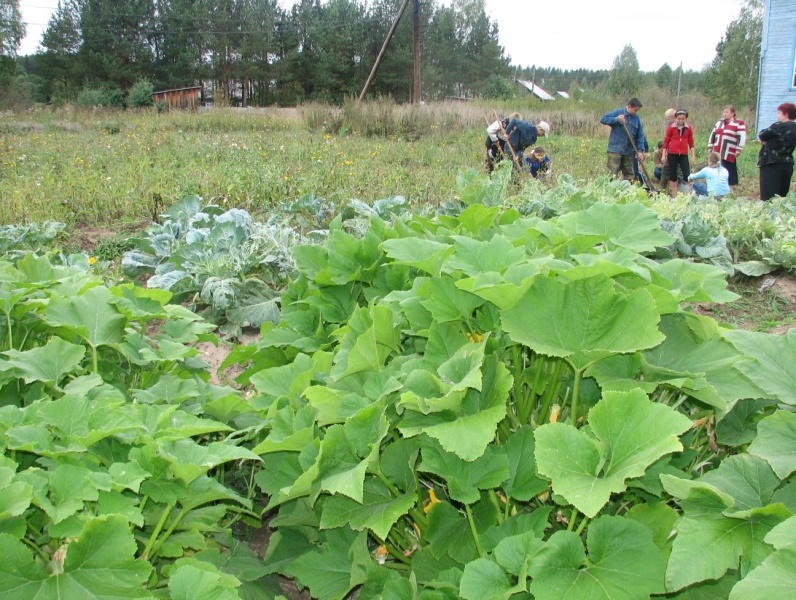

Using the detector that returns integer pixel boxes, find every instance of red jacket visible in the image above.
[663,123,695,155]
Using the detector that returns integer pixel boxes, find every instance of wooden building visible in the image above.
[756,0,796,132]
[151,86,203,111]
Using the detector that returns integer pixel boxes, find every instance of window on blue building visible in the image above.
[792,26,796,88]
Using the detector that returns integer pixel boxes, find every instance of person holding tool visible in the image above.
[502,116,550,168]
[600,98,648,182]
[485,112,520,174]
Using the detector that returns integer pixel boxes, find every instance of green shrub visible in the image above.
[75,87,126,109]
[127,80,154,107]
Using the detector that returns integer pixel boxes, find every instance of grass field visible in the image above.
[0,99,774,229]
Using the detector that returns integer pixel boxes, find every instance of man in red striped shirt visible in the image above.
[708,105,747,192]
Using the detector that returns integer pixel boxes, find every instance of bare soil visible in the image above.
[688,273,796,334]
[195,328,259,386]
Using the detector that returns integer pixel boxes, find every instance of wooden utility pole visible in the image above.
[358,0,412,102]
[412,0,421,103]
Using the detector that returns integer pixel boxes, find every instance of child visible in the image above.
[688,151,730,199]
[525,146,552,178]
[662,110,696,196]
[653,141,665,181]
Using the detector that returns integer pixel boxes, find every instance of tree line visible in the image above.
[1,0,763,110]
[15,0,509,106]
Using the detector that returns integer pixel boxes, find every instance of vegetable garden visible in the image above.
[1,109,796,599]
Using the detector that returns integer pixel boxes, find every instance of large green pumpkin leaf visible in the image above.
[502,275,664,370]
[493,530,546,577]
[724,329,796,404]
[399,356,511,461]
[157,438,261,484]
[535,389,692,517]
[382,238,454,277]
[0,482,32,520]
[316,424,369,503]
[320,477,417,539]
[334,305,400,379]
[501,426,548,501]
[644,316,768,407]
[456,267,538,311]
[284,527,369,600]
[729,518,796,600]
[459,558,513,600]
[728,548,796,599]
[446,235,526,276]
[419,441,509,505]
[567,202,675,252]
[528,516,666,599]
[168,561,241,600]
[2,337,85,389]
[0,516,153,599]
[662,474,791,591]
[108,283,171,320]
[699,454,781,513]
[419,277,485,324]
[647,259,740,304]
[45,285,127,349]
[18,464,105,524]
[425,496,498,564]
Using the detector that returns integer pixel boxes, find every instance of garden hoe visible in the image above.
[493,110,528,176]
[621,119,657,193]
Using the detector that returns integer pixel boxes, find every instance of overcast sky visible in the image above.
[19,0,746,72]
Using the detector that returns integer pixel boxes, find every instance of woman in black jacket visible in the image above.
[758,102,796,201]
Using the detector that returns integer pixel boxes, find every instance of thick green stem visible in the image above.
[373,533,412,565]
[511,345,524,414]
[141,503,173,561]
[488,490,504,525]
[464,504,484,558]
[566,507,579,532]
[149,507,188,561]
[538,359,565,423]
[569,368,583,425]
[379,470,428,531]
[375,470,402,498]
[21,537,51,564]
[575,515,590,535]
[5,312,13,350]
[519,356,545,424]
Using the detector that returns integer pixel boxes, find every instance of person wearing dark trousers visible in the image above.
[662,110,695,197]
[600,98,647,181]
[485,112,520,174]
[707,105,746,192]
[758,103,796,201]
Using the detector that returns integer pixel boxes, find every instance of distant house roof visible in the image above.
[556,91,570,99]
[516,80,554,100]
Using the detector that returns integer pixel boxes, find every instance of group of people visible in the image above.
[599,98,796,201]
[485,114,552,178]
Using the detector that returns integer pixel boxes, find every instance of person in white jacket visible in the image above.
[485,112,520,174]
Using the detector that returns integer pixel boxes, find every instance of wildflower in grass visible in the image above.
[88,256,96,265]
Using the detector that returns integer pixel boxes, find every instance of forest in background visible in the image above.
[0,0,762,110]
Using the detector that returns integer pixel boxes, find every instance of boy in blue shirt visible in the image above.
[525,146,552,178]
